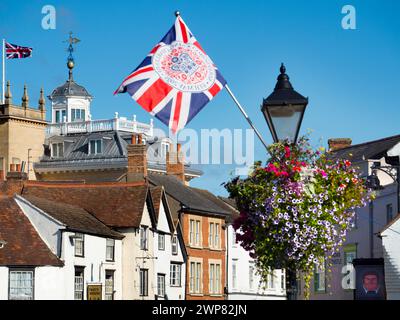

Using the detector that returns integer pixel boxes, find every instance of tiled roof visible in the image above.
[166,194,181,226]
[148,174,230,216]
[22,182,149,228]
[21,195,123,239]
[0,197,63,267]
[329,134,400,162]
[150,186,163,221]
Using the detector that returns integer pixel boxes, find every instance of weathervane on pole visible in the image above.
[64,32,80,81]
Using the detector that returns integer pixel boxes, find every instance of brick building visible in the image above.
[125,137,232,300]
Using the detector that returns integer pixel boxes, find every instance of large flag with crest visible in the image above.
[114,15,226,133]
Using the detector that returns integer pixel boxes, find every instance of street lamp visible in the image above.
[262,63,309,144]
[261,64,309,300]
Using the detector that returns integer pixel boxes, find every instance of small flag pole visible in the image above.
[225,84,270,153]
[2,39,5,104]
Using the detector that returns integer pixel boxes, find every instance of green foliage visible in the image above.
[225,136,373,298]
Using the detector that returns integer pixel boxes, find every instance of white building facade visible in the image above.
[227,225,287,300]
[152,188,186,300]
[381,216,400,300]
[0,195,123,300]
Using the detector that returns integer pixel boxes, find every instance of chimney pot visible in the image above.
[167,143,185,183]
[131,134,137,145]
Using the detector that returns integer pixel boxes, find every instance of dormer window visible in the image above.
[71,109,85,122]
[52,143,64,158]
[55,110,66,123]
[89,139,102,155]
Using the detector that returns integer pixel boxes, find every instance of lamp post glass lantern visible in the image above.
[261,64,308,300]
[262,64,308,144]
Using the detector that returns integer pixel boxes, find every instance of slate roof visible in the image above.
[191,188,239,223]
[329,134,400,163]
[21,195,123,239]
[380,213,400,235]
[148,174,231,216]
[49,79,92,98]
[0,197,63,267]
[35,131,203,177]
[41,131,129,162]
[218,196,240,224]
[22,182,149,228]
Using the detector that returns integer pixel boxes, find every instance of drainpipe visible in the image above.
[225,223,229,300]
[397,168,400,216]
[369,201,374,258]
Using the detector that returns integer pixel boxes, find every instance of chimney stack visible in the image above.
[328,138,352,151]
[167,143,185,183]
[1,164,28,197]
[126,134,147,181]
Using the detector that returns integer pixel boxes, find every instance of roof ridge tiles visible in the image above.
[330,134,400,152]
[25,181,147,188]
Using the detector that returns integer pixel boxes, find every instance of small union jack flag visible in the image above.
[5,42,33,59]
[114,15,226,133]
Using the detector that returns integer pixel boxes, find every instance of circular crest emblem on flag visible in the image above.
[152,41,216,93]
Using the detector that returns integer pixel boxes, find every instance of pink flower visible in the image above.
[265,163,279,173]
[285,146,291,158]
[278,171,289,177]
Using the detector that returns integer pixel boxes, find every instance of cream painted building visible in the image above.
[119,203,156,300]
[0,82,47,180]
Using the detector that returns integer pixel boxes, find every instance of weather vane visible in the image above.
[63,32,80,79]
[64,31,80,64]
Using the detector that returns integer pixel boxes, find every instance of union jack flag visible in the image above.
[114,15,226,133]
[5,42,33,59]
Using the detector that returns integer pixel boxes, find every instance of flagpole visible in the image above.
[225,84,270,153]
[2,39,5,104]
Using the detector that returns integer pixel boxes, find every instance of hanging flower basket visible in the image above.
[224,136,374,298]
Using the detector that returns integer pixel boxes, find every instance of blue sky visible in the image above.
[1,0,400,195]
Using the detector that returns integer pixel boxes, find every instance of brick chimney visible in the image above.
[167,143,185,183]
[328,138,352,151]
[0,164,27,197]
[126,134,147,181]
